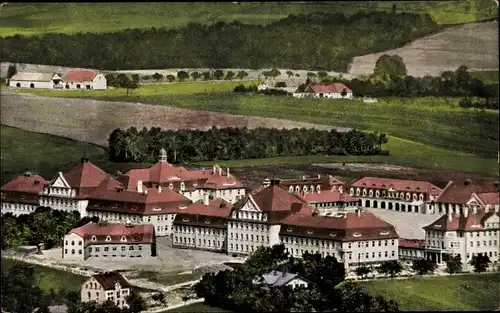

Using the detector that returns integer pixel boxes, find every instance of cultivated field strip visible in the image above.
[349,21,499,77]
[0,92,345,147]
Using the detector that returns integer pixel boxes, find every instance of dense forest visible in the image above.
[108,127,389,163]
[0,11,439,71]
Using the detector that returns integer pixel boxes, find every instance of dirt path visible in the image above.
[349,21,499,77]
[0,92,347,147]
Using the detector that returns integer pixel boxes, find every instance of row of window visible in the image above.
[231,233,269,242]
[236,211,267,221]
[175,225,225,235]
[174,236,224,248]
[427,230,499,239]
[228,222,269,231]
[42,197,77,208]
[281,237,393,249]
[470,240,498,248]
[350,188,426,201]
[46,187,70,196]
[91,245,143,252]
[399,249,424,256]
[2,203,36,211]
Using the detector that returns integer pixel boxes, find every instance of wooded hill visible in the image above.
[1,12,439,72]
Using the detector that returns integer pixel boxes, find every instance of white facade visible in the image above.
[81,277,130,309]
[181,187,245,204]
[173,224,227,252]
[8,73,62,89]
[1,201,39,216]
[40,172,88,217]
[63,73,107,90]
[292,91,353,99]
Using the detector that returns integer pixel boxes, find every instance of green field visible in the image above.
[0,125,150,185]
[1,257,86,293]
[470,70,500,84]
[135,270,202,286]
[0,1,497,37]
[167,302,233,313]
[362,273,500,311]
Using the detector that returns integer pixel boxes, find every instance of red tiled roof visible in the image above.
[87,175,192,215]
[251,184,313,213]
[1,173,47,205]
[475,192,500,205]
[435,181,499,204]
[399,238,425,249]
[70,222,154,244]
[300,191,359,203]
[63,70,97,82]
[91,271,131,290]
[202,172,244,190]
[280,210,398,241]
[173,198,232,228]
[309,83,352,94]
[424,209,500,231]
[351,177,442,195]
[278,175,344,189]
[1,173,46,194]
[61,160,110,194]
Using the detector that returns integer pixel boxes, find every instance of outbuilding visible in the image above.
[8,72,62,89]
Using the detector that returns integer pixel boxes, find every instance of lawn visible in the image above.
[14,89,498,159]
[361,273,500,311]
[14,80,258,98]
[1,257,86,293]
[167,302,233,313]
[0,125,150,185]
[470,70,500,84]
[0,1,497,37]
[135,270,202,286]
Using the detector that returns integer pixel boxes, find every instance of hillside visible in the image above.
[349,21,499,77]
[0,1,497,37]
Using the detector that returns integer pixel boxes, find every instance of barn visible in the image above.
[8,72,63,89]
[61,70,107,90]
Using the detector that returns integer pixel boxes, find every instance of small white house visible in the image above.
[62,70,107,90]
[8,72,62,89]
[253,270,311,290]
[294,83,353,99]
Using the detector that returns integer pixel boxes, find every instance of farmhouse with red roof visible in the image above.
[8,69,106,90]
[63,221,156,261]
[349,177,442,215]
[81,271,132,308]
[294,83,353,99]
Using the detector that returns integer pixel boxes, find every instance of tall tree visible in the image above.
[286,70,294,78]
[213,70,224,80]
[374,54,407,78]
[166,74,176,82]
[226,71,235,80]
[7,64,17,79]
[177,70,189,82]
[411,259,437,275]
[236,70,248,80]
[190,71,201,81]
[470,254,491,273]
[152,72,164,82]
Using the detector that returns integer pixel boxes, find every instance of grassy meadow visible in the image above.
[361,273,500,311]
[1,257,86,293]
[0,1,497,37]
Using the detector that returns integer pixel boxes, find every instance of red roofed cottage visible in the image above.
[62,70,107,90]
[294,83,353,99]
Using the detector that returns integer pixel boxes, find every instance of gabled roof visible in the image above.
[308,83,352,94]
[62,70,98,82]
[277,175,344,189]
[435,181,499,204]
[10,72,58,82]
[70,222,154,244]
[300,191,359,203]
[91,271,131,290]
[351,177,442,195]
[255,271,309,288]
[250,184,313,213]
[61,159,110,192]
[280,210,398,241]
[423,209,500,231]
[475,192,499,205]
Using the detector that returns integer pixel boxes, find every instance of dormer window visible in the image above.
[307,230,313,235]
[329,233,336,237]
[362,189,367,196]
[180,182,185,190]
[375,190,380,197]
[353,232,362,237]
[153,207,161,212]
[286,228,292,232]
[205,220,211,224]
[356,188,360,196]
[289,186,293,192]
[380,231,389,236]
[263,214,268,221]
[179,206,187,210]
[120,236,127,242]
[91,236,97,241]
[182,218,189,222]
[369,190,373,197]
[112,204,118,208]
[316,185,321,191]
[105,236,111,242]
[168,183,173,189]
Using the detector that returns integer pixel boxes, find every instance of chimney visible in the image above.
[317,174,321,179]
[144,188,148,194]
[302,176,306,181]
[137,180,143,193]
[158,185,162,193]
[219,168,222,176]
[357,209,361,217]
[203,193,210,206]
[213,165,216,174]
[227,168,230,177]
[464,207,469,217]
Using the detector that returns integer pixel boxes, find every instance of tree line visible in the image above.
[141,70,250,83]
[1,261,145,313]
[195,244,400,312]
[1,11,439,72]
[1,207,99,250]
[108,126,389,163]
